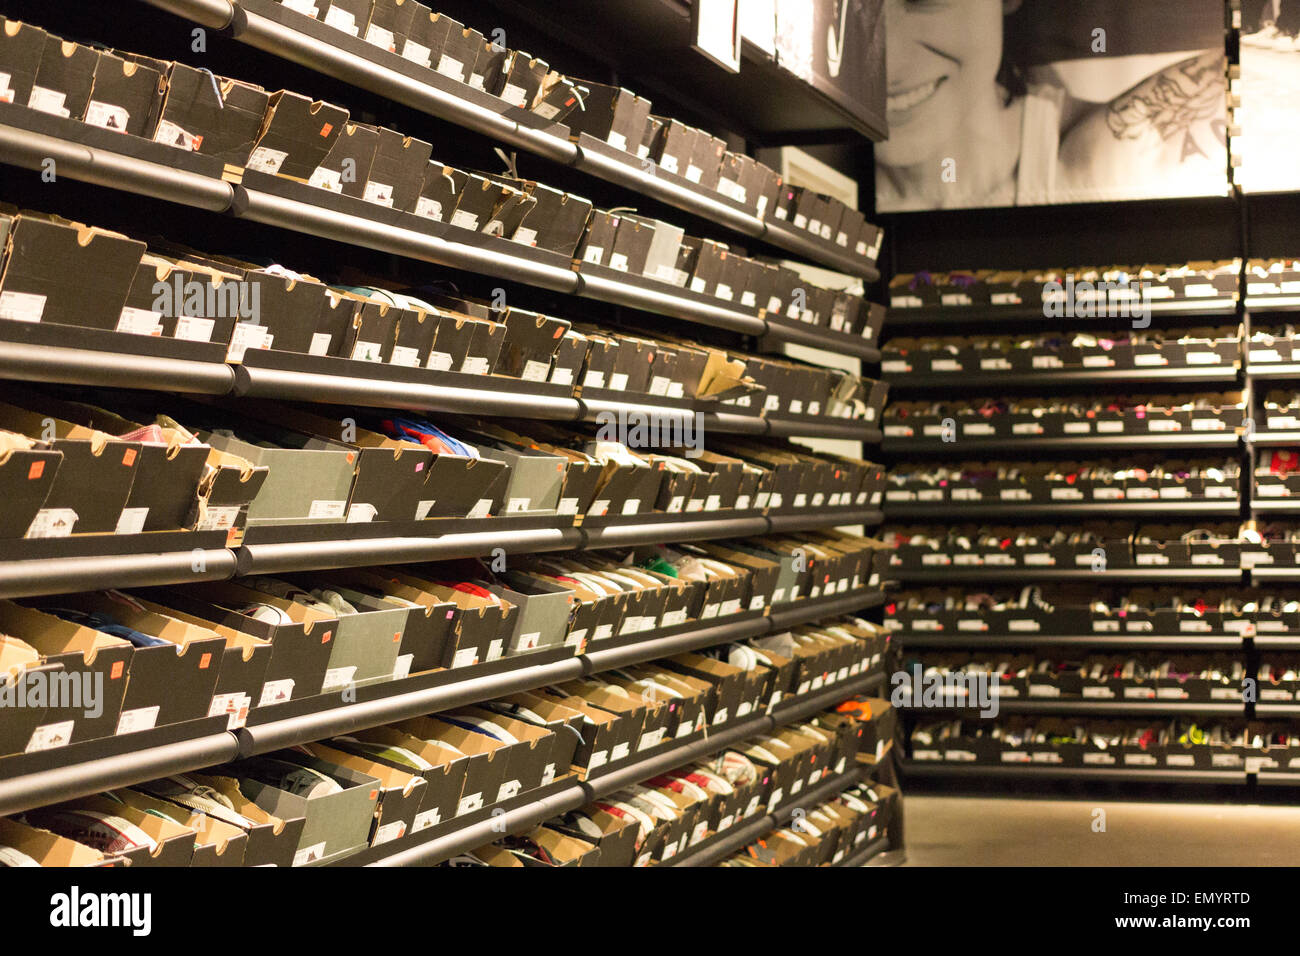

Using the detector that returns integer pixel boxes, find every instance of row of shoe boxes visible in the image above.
[1254,452,1300,498]
[264,0,883,265]
[913,653,1245,703]
[883,394,1246,441]
[0,206,886,422]
[887,261,1240,311]
[881,328,1239,377]
[884,459,1239,505]
[717,785,895,868]
[0,625,887,866]
[0,16,882,338]
[0,536,887,753]
[0,16,591,256]
[0,388,885,539]
[910,718,1268,772]
[877,523,1270,571]
[885,587,1286,637]
[460,718,897,867]
[1245,259,1300,304]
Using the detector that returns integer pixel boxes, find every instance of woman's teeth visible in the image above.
[887,77,944,111]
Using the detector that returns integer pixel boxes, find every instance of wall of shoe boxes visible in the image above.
[0,7,900,866]
[872,262,1300,778]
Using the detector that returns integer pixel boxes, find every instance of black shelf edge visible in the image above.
[836,834,892,867]
[882,433,1241,455]
[902,761,1248,784]
[1244,363,1300,380]
[884,299,1238,329]
[882,500,1241,520]
[0,729,239,818]
[137,0,883,280]
[1249,499,1300,512]
[1245,297,1300,314]
[0,548,238,600]
[899,700,1245,716]
[892,633,1246,650]
[759,323,882,363]
[1247,432,1300,447]
[666,764,866,868]
[1246,568,1300,580]
[1254,704,1300,718]
[884,365,1241,390]
[1256,771,1300,786]
[884,568,1245,584]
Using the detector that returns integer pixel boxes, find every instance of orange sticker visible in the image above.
[553,327,564,338]
[393,631,401,643]
[320,123,334,137]
[321,630,333,644]
[192,133,203,150]
[122,448,137,467]
[346,452,356,464]
[27,460,44,480]
[199,653,212,670]
[369,789,379,801]
[111,661,124,680]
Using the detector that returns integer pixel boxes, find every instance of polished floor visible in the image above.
[904,795,1300,866]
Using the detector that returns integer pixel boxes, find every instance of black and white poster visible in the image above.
[875,0,1230,212]
[774,0,887,131]
[1236,0,1300,193]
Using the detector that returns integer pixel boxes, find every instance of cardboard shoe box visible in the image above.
[247,90,348,180]
[86,51,164,136]
[0,601,132,747]
[0,430,62,540]
[27,35,97,120]
[0,18,48,109]
[25,793,195,867]
[310,121,379,198]
[364,127,432,211]
[304,741,428,847]
[154,64,269,166]
[662,653,746,727]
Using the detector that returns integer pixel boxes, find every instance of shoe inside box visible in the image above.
[86,51,164,137]
[0,601,132,746]
[154,65,269,166]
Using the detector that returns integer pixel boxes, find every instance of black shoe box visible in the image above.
[120,255,239,344]
[563,81,646,154]
[575,209,619,268]
[437,25,484,85]
[480,177,536,239]
[0,601,133,745]
[608,214,656,276]
[448,172,507,232]
[648,117,699,178]
[247,90,348,180]
[414,161,468,223]
[393,716,507,816]
[513,181,592,256]
[0,432,61,539]
[690,134,726,192]
[531,74,587,126]
[86,51,164,137]
[495,307,570,380]
[753,162,782,221]
[639,114,663,160]
[402,9,456,73]
[27,34,97,121]
[0,212,144,331]
[0,17,46,109]
[684,239,727,297]
[311,121,379,198]
[495,50,548,108]
[361,0,407,54]
[154,64,269,166]
[468,37,508,94]
[365,127,432,212]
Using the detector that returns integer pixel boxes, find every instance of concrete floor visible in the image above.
[904,795,1300,865]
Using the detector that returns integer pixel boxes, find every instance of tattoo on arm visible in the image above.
[1105,52,1224,143]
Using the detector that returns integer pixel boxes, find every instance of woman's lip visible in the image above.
[886,76,947,113]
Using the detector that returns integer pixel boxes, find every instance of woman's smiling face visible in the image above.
[878,0,1007,166]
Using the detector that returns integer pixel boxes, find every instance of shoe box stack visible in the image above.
[0,5,896,867]
[875,261,1300,782]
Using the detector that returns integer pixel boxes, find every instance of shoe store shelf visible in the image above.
[1251,635,1300,650]
[1246,432,1300,447]
[882,501,1242,521]
[1245,297,1300,316]
[0,509,883,599]
[0,111,881,372]
[0,532,238,601]
[1248,500,1300,513]
[347,670,885,866]
[239,588,886,758]
[835,834,893,867]
[893,633,1246,651]
[0,590,884,818]
[135,0,883,283]
[899,700,1246,717]
[881,433,1241,455]
[883,568,1244,585]
[883,299,1239,331]
[1245,568,1300,582]
[884,365,1242,392]
[664,764,867,868]
[1244,364,1300,381]
[902,762,1248,785]
[1256,771,1300,787]
[0,326,878,443]
[1253,704,1300,718]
